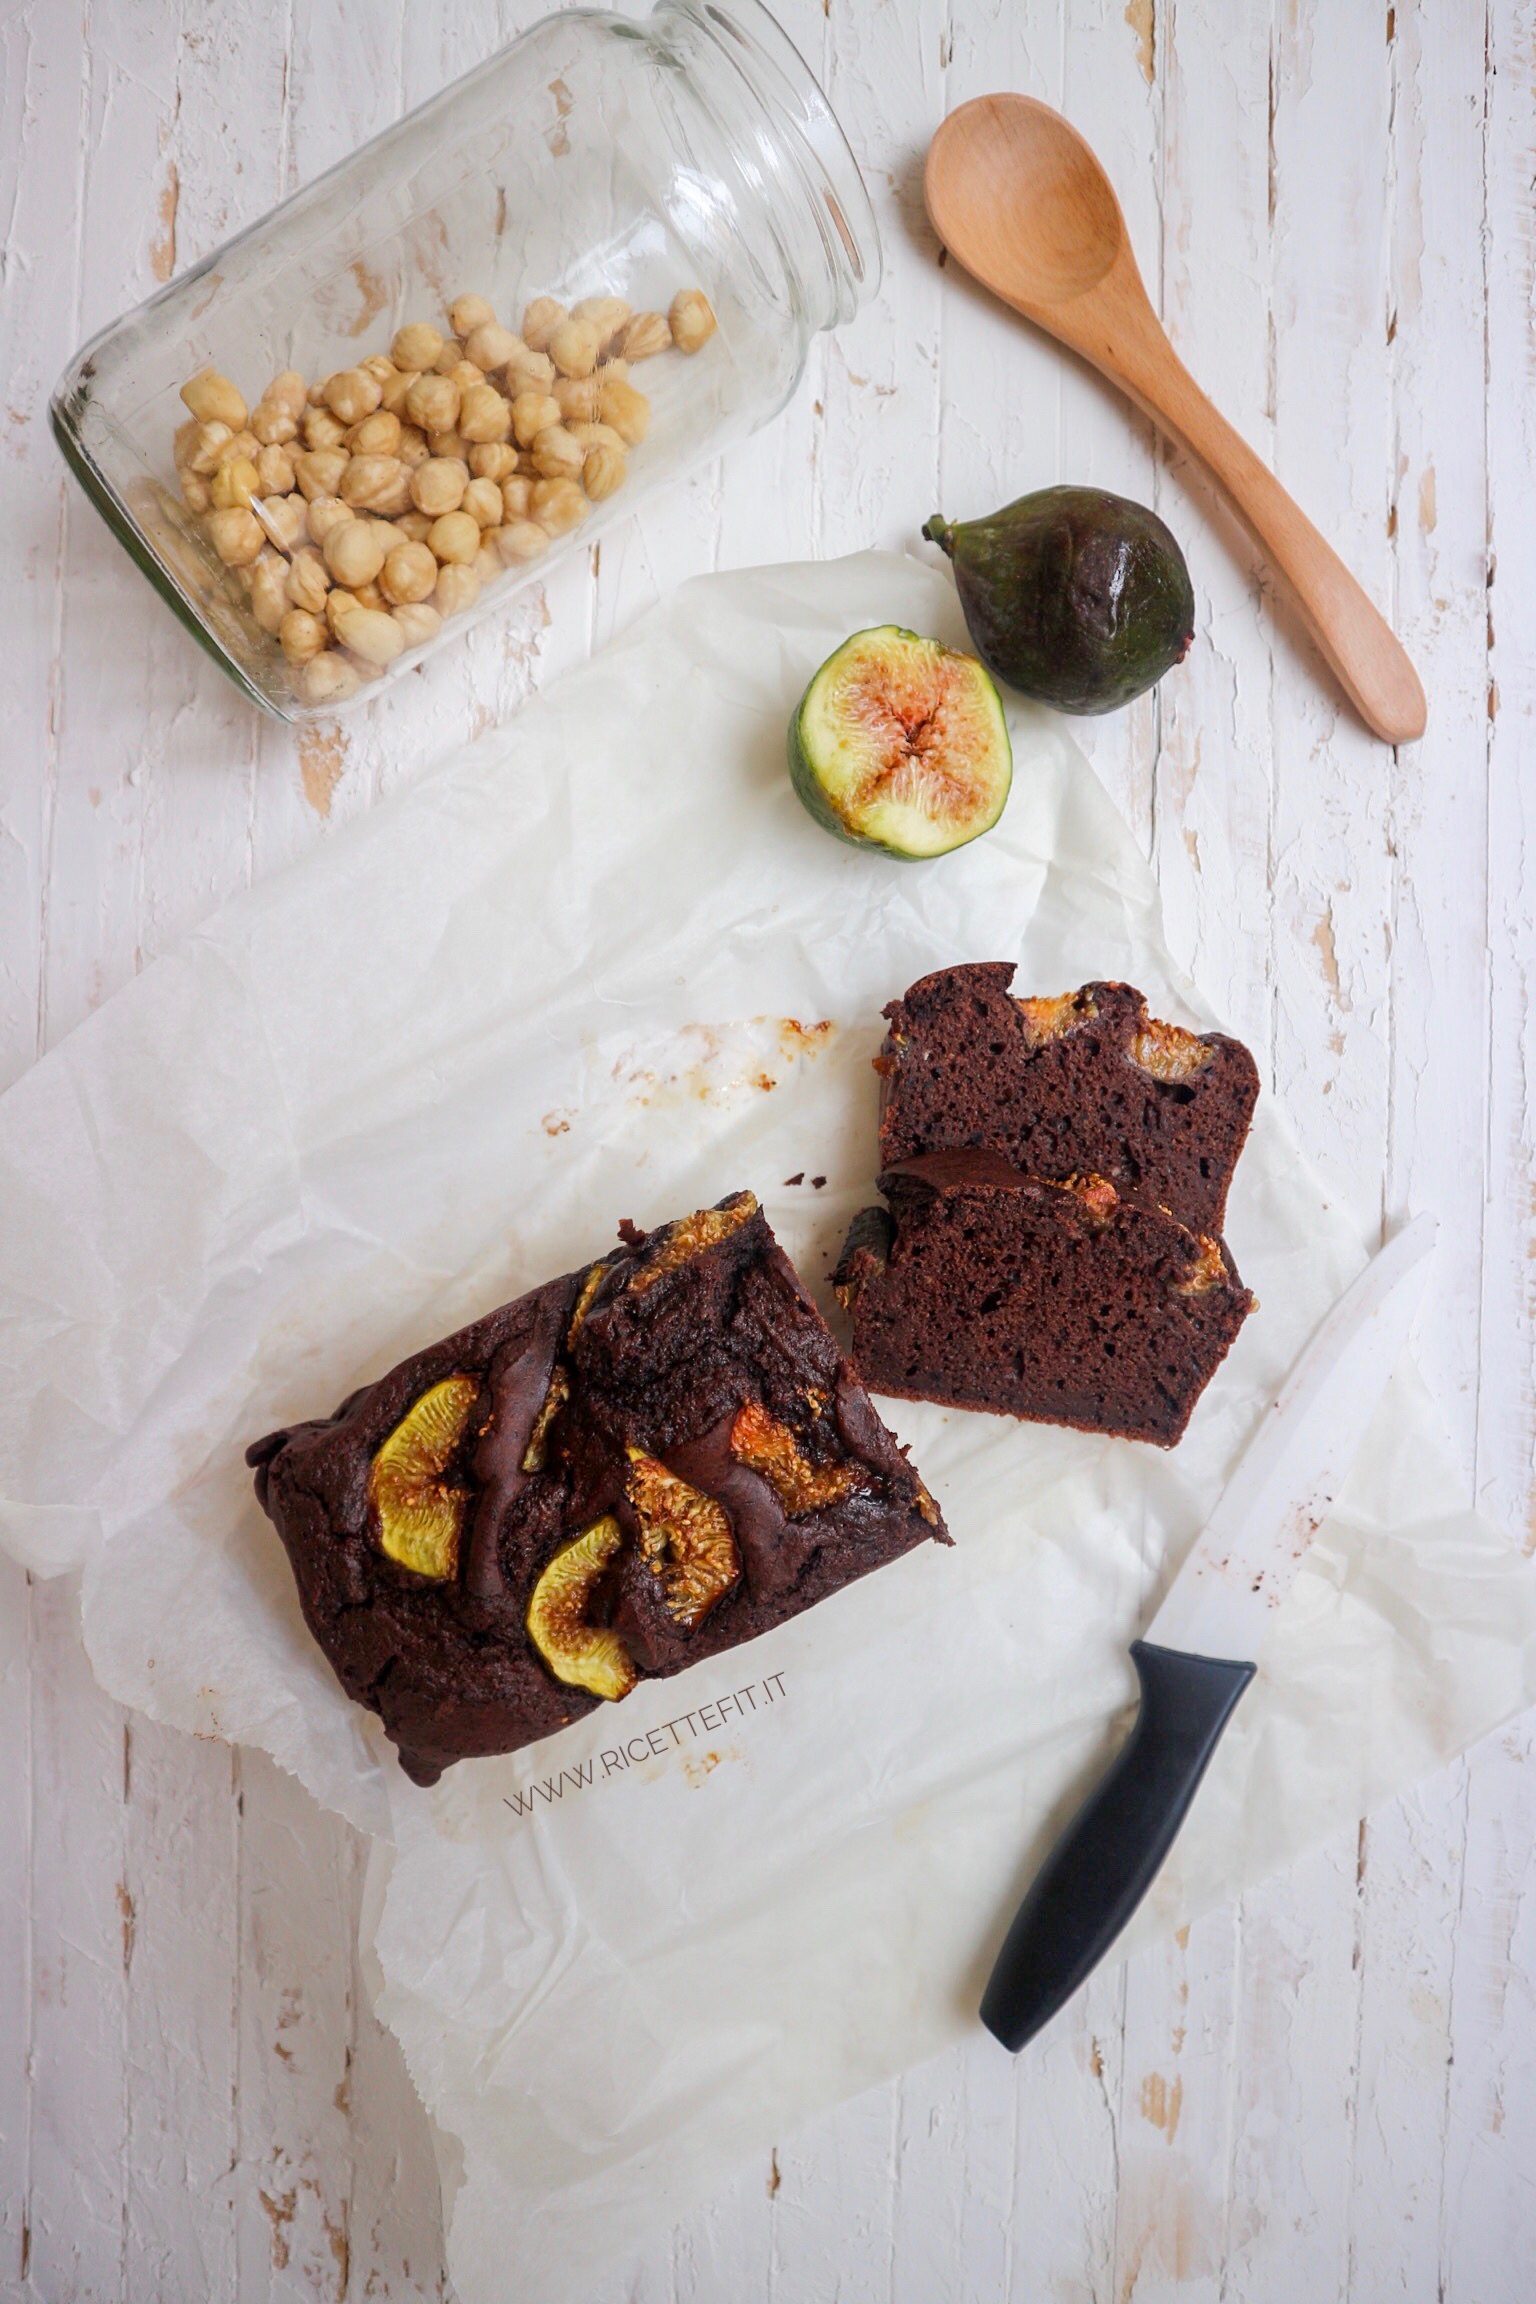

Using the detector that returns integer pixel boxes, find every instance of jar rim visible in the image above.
[652,0,881,324]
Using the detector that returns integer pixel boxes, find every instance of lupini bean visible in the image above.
[173,276,711,702]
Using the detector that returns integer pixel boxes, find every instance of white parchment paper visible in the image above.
[2,554,1535,2304]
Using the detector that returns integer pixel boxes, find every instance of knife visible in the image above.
[980,1212,1437,2054]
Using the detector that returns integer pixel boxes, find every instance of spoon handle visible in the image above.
[1104,312,1425,744]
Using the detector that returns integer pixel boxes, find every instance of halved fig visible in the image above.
[729,1399,856,1515]
[525,1517,637,1700]
[625,1448,740,1629]
[787,625,1012,860]
[368,1374,480,1580]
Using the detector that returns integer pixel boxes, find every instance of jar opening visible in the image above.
[652,0,881,328]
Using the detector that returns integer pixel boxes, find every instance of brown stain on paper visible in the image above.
[621,1017,836,1111]
[779,1017,835,1058]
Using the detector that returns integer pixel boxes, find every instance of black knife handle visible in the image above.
[980,1641,1256,2053]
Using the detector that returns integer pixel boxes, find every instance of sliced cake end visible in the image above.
[834,1152,1254,1448]
[876,961,1258,1235]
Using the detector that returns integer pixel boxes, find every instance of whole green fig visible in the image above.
[924,485,1195,714]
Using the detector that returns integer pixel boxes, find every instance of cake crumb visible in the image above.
[784,1172,805,1186]
[811,1175,826,1189]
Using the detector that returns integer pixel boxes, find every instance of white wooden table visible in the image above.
[4,2,1534,2296]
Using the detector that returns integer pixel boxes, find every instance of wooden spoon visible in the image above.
[925,94,1426,745]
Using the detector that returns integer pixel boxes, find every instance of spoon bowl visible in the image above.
[925,94,1426,745]
[929,96,1125,307]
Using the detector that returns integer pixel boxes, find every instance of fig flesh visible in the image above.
[627,1192,758,1294]
[729,1399,856,1515]
[624,1448,740,1629]
[368,1374,479,1580]
[788,625,1012,859]
[525,1517,637,1700]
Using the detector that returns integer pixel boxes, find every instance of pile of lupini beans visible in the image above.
[172,285,717,707]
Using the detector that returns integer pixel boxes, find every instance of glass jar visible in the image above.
[50,0,878,722]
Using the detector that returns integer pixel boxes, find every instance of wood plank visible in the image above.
[1441,1720,1536,2298]
[1347,0,1494,2291]
[0,2,93,2285]
[0,0,87,1095]
[1079,4,1263,2293]
[233,1752,361,2304]
[1441,0,1536,2291]
[1113,1916,1237,2304]
[816,0,948,563]
[1147,0,1277,1053]
[0,1560,32,2292]
[120,1724,239,2300]
[1265,0,1397,1238]
[1058,0,1166,864]
[1002,1972,1126,2302]
[765,2082,898,2304]
[39,0,262,1054]
[1219,9,1385,2298]
[888,2037,1015,2304]
[337,1886,447,2304]
[1217,4,1397,2298]
[670,2161,774,2304]
[25,1578,129,2304]
[714,0,832,585]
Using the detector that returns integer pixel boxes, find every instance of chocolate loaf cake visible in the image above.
[248,1192,946,1784]
[877,963,1259,1233]
[834,1153,1254,1447]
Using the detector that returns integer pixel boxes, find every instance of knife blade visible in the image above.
[980,1212,1437,2054]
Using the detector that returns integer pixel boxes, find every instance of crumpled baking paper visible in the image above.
[2,554,1535,2304]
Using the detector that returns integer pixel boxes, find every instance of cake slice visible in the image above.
[834,1152,1254,1447]
[876,963,1259,1234]
[248,1191,946,1784]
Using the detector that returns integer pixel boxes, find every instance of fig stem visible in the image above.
[921,514,954,557]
